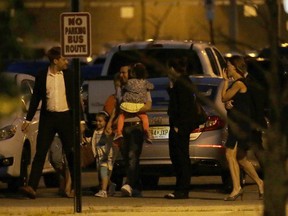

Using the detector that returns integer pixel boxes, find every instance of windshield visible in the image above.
[107,49,203,78]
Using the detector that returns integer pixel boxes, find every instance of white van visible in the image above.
[0,72,56,190]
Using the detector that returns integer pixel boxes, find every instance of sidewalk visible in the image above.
[0,175,275,216]
[0,204,264,216]
[0,189,265,216]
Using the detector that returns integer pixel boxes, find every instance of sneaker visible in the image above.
[94,190,107,198]
[164,192,189,199]
[121,184,132,197]
[108,182,117,196]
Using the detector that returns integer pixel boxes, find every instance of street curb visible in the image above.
[0,205,264,216]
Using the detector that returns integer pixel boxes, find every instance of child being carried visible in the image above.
[114,63,154,144]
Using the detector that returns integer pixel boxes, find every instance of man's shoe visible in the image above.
[65,190,75,198]
[121,184,132,197]
[19,186,36,199]
[164,192,188,199]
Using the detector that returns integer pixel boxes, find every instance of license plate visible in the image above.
[150,126,169,139]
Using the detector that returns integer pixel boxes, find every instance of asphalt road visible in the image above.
[0,172,267,216]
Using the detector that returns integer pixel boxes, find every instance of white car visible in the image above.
[0,72,56,190]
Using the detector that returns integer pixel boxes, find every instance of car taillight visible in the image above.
[193,116,225,132]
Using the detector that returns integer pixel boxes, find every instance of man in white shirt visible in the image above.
[20,47,76,199]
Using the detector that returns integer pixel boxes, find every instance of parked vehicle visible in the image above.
[4,58,104,81]
[87,40,227,114]
[0,72,56,190]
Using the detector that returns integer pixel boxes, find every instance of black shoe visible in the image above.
[224,189,244,201]
[164,192,188,199]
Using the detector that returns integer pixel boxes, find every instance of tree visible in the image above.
[262,1,288,215]
[0,0,35,71]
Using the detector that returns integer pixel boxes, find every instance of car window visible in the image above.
[205,48,220,76]
[107,49,203,78]
[213,48,226,73]
[150,79,218,109]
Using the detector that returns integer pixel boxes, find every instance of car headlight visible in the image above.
[0,125,17,141]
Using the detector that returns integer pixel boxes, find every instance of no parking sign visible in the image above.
[60,12,91,57]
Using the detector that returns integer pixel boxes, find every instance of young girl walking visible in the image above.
[89,111,116,198]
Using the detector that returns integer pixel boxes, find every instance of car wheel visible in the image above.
[43,173,60,188]
[7,147,30,191]
[141,175,159,189]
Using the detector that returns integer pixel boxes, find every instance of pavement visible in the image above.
[1,174,286,216]
[0,188,266,216]
[0,205,264,216]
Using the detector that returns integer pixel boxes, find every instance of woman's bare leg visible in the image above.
[226,145,242,196]
[237,150,264,194]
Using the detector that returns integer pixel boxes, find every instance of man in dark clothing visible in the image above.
[117,64,152,197]
[164,58,198,199]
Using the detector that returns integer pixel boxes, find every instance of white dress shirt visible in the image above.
[46,68,69,112]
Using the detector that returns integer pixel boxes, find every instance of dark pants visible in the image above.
[120,123,144,191]
[168,128,191,195]
[28,111,74,191]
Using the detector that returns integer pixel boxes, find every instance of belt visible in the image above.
[124,121,142,127]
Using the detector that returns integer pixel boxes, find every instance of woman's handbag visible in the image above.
[80,141,95,168]
[195,99,208,126]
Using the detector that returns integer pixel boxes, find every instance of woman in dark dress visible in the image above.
[222,56,264,201]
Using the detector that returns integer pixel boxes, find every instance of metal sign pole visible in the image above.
[71,0,82,213]
[72,58,81,213]
[60,1,90,213]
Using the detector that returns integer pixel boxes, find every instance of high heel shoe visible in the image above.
[224,189,244,201]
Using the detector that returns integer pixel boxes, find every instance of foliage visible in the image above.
[0,0,36,72]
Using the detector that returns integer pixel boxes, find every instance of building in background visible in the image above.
[0,0,287,56]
